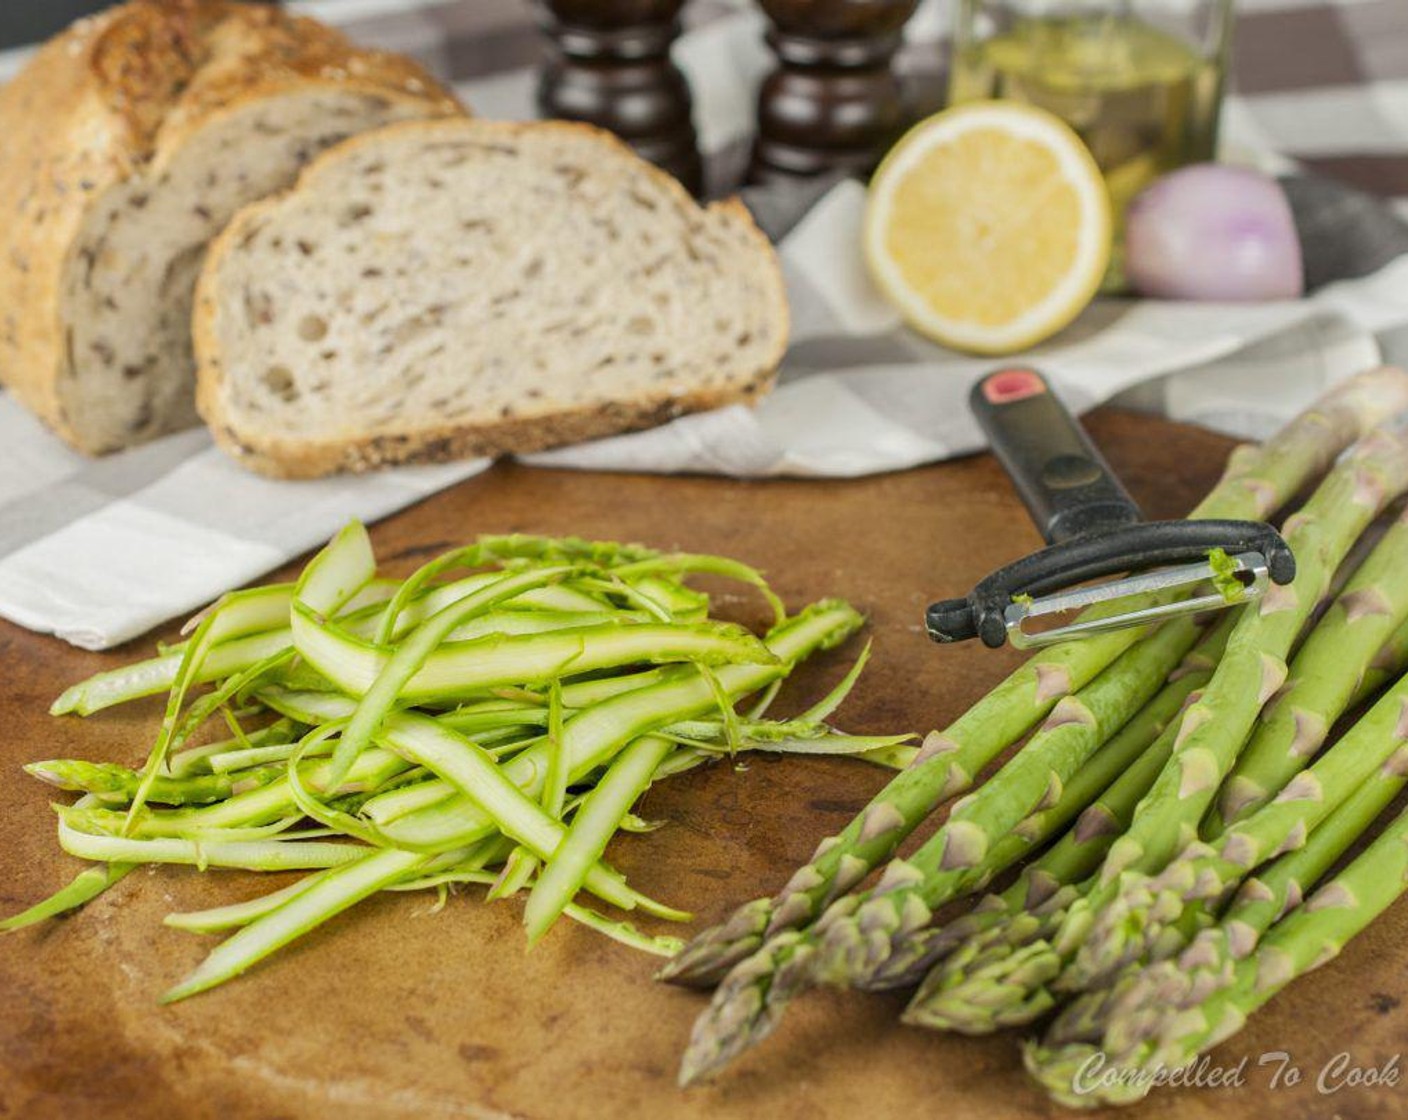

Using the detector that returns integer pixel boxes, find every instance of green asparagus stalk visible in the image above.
[1039,740,1408,1066]
[163,840,506,933]
[1364,617,1408,697]
[1026,798,1408,1108]
[900,428,1408,1036]
[662,368,1408,995]
[1214,504,1408,828]
[1050,423,1408,995]
[902,616,1408,1034]
[55,817,370,870]
[1037,624,1408,1050]
[297,613,776,707]
[900,681,1212,1034]
[1068,669,1408,992]
[52,628,296,717]
[677,617,1223,1080]
[162,847,437,1000]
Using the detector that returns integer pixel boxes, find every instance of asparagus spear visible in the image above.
[662,367,1408,994]
[1026,797,1408,1109]
[1364,616,1408,697]
[868,620,1231,993]
[801,618,1203,982]
[1039,738,1408,1063]
[1214,504,1408,828]
[677,618,1228,1080]
[1039,628,1408,1050]
[902,426,1408,1035]
[1049,423,1408,993]
[1068,668,1408,992]
[903,617,1408,1034]
[53,749,411,838]
[296,614,777,706]
[900,683,1211,1033]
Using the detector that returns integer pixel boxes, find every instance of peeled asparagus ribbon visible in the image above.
[668,365,1408,1107]
[8,529,918,1001]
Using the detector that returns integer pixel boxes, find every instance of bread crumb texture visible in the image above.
[0,0,460,454]
[195,119,788,479]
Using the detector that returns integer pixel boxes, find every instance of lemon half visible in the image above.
[864,101,1111,355]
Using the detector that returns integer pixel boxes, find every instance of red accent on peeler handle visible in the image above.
[981,367,1047,405]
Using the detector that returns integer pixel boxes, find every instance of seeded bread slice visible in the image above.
[0,1,461,455]
[193,118,789,479]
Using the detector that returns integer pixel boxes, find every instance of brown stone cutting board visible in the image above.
[2,410,1405,1120]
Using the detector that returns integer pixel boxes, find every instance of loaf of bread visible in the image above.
[194,119,789,479]
[0,1,461,455]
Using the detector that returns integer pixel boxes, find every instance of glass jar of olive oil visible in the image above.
[948,0,1234,288]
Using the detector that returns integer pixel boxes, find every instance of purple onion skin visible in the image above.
[1124,163,1305,302]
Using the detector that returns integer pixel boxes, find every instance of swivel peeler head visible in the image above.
[927,519,1296,650]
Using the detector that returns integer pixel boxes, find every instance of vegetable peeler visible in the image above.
[927,367,1296,650]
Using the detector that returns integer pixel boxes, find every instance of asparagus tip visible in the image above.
[23,761,61,785]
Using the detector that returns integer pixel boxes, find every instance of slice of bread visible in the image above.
[193,119,789,479]
[0,1,461,455]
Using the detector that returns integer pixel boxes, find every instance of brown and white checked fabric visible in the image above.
[0,0,1403,201]
[311,0,1408,212]
[2,0,1408,650]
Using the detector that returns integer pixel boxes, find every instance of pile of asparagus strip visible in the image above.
[5,529,913,1001]
[665,365,1408,1109]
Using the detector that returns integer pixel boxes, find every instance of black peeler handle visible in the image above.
[971,368,1142,544]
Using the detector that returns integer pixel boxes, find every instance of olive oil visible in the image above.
[948,10,1226,286]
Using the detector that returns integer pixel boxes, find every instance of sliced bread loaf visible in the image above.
[0,1,461,455]
[193,119,789,479]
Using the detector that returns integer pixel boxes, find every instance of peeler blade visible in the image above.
[1002,551,1270,650]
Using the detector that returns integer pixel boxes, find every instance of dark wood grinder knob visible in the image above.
[536,0,704,196]
[750,0,920,183]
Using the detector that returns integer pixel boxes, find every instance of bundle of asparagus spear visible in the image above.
[5,528,912,1001]
[665,365,1408,1109]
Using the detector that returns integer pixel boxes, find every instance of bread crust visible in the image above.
[193,118,790,479]
[0,1,460,453]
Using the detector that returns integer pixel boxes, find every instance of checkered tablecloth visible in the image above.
[2,0,1408,649]
[294,0,1408,214]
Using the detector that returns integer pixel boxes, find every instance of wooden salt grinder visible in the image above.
[750,0,921,183]
[535,0,704,196]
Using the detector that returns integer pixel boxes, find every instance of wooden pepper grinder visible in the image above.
[536,0,704,196]
[750,0,921,183]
